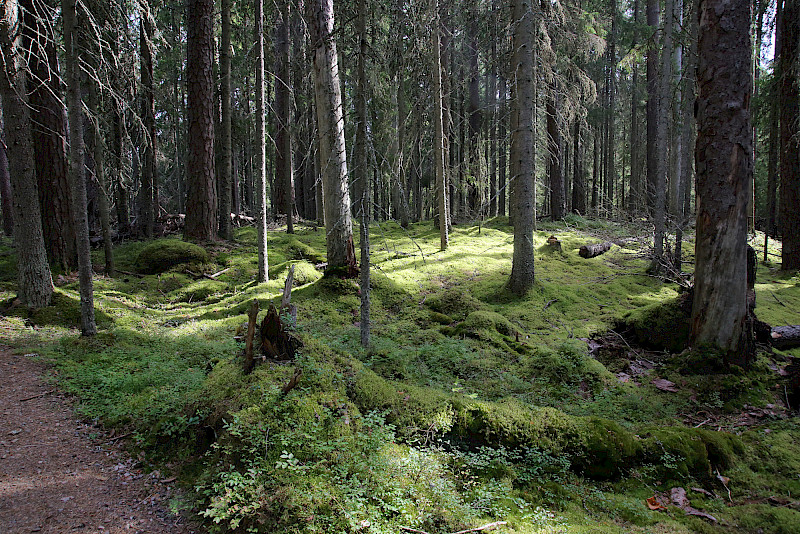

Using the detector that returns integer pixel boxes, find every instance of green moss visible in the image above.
[639,426,742,479]
[135,239,209,274]
[285,237,325,263]
[429,311,453,325]
[617,293,692,352]
[728,504,800,534]
[169,280,229,303]
[518,340,614,388]
[14,289,114,329]
[268,260,323,286]
[426,287,485,320]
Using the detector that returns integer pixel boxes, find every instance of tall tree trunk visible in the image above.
[0,128,13,236]
[433,1,449,250]
[780,0,800,270]
[0,0,53,307]
[652,0,673,271]
[356,0,370,346]
[646,0,659,212]
[275,0,294,234]
[185,0,217,241]
[467,16,481,217]
[674,5,697,272]
[219,0,233,239]
[498,75,507,217]
[139,0,156,238]
[572,118,586,215]
[308,0,354,270]
[691,0,752,364]
[629,0,642,213]
[63,0,96,335]
[766,0,783,244]
[605,0,617,215]
[21,0,76,271]
[255,0,269,280]
[547,87,565,220]
[508,0,535,294]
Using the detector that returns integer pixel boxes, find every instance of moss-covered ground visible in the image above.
[1,217,799,534]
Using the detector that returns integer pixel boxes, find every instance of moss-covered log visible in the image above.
[579,242,613,258]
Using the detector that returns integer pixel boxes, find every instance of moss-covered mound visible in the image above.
[616,292,692,352]
[22,289,114,328]
[639,426,744,480]
[168,279,229,303]
[285,237,325,263]
[426,287,485,320]
[268,260,323,286]
[135,239,209,275]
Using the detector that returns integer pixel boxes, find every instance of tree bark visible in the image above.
[139,0,156,239]
[433,1,449,250]
[547,87,564,221]
[572,118,586,215]
[691,0,752,364]
[255,0,269,280]
[219,0,233,239]
[780,0,800,270]
[275,0,294,234]
[766,0,782,244]
[508,0,535,295]
[62,0,96,335]
[629,0,642,213]
[307,0,354,271]
[21,0,76,271]
[185,0,217,241]
[652,0,672,271]
[0,0,53,307]
[646,0,659,212]
[0,128,12,236]
[579,242,613,258]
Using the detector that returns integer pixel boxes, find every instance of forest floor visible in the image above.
[0,346,203,534]
[1,217,799,533]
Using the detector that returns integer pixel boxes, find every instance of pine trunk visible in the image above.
[780,0,800,270]
[0,0,53,307]
[255,0,269,280]
[691,0,752,363]
[219,0,233,239]
[185,0,218,241]
[508,0,535,295]
[433,3,449,250]
[140,1,156,238]
[63,0,96,335]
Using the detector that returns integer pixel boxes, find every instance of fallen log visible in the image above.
[579,241,613,258]
[771,325,800,350]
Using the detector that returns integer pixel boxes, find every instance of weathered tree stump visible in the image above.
[259,303,301,360]
[546,235,562,252]
[579,242,613,258]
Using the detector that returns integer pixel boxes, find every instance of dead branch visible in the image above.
[20,390,55,402]
[281,367,303,395]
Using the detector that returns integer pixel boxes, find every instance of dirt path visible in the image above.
[0,348,204,534]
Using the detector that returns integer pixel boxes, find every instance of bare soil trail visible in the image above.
[0,347,204,534]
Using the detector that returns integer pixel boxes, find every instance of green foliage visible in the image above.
[136,239,209,274]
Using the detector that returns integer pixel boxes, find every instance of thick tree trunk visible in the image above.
[508,0,535,295]
[780,0,800,270]
[307,0,354,271]
[691,0,752,364]
[255,0,268,281]
[21,0,76,271]
[652,0,673,271]
[0,129,12,236]
[218,0,233,239]
[0,0,53,307]
[356,0,370,346]
[63,0,96,335]
[185,0,217,241]
[765,0,781,243]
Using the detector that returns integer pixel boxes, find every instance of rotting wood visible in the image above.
[259,303,301,360]
[771,325,800,350]
[579,241,613,258]
[243,300,259,374]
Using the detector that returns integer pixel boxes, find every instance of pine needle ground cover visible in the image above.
[1,218,799,534]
